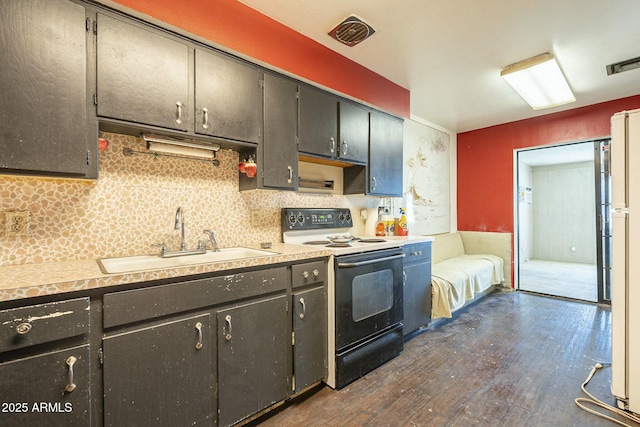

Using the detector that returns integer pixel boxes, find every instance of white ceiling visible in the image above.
[238,0,640,133]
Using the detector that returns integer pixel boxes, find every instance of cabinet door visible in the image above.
[103,314,213,427]
[194,49,261,143]
[0,0,90,177]
[97,13,190,131]
[262,73,298,190]
[293,287,326,393]
[403,261,432,335]
[217,295,289,427]
[369,112,403,196]
[338,101,369,163]
[298,85,338,158]
[0,345,90,427]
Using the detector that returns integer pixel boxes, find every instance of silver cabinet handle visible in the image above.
[403,271,407,286]
[195,322,203,350]
[341,140,348,156]
[202,107,209,130]
[287,165,293,184]
[16,322,32,335]
[299,297,306,319]
[176,101,183,124]
[224,315,232,341]
[329,137,336,153]
[65,356,77,393]
[371,177,377,191]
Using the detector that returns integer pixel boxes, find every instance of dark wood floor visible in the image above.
[250,291,637,427]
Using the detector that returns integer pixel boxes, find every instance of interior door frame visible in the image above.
[513,138,611,304]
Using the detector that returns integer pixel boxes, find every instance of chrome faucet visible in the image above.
[175,207,187,251]
[203,229,220,252]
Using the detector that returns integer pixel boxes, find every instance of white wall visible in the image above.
[531,161,596,263]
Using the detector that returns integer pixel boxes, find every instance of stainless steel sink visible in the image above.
[97,247,279,274]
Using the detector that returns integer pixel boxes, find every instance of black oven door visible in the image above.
[334,248,404,351]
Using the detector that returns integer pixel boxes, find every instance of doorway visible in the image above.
[515,140,611,304]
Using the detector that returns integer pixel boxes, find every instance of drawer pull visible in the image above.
[299,297,306,319]
[313,269,319,277]
[65,356,77,393]
[411,251,423,256]
[225,315,232,341]
[302,270,309,279]
[16,322,32,335]
[195,322,203,350]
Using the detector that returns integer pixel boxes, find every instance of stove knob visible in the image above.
[345,211,352,222]
[297,213,305,224]
[338,212,345,222]
[288,213,296,225]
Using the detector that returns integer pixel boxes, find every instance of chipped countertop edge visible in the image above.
[0,243,331,303]
[0,236,434,303]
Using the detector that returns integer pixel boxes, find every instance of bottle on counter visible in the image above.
[375,207,386,237]
[397,208,408,236]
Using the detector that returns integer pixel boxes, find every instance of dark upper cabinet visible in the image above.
[368,112,404,196]
[262,73,298,190]
[194,48,262,143]
[96,13,190,132]
[0,0,95,178]
[338,101,369,164]
[298,85,339,159]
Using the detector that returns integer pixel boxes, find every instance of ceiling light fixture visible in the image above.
[500,53,575,110]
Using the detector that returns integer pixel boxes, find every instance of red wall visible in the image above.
[457,95,640,234]
[110,0,410,118]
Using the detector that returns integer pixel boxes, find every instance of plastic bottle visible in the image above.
[397,208,408,236]
[375,207,386,237]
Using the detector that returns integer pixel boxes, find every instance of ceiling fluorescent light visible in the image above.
[501,53,575,110]
[142,134,219,159]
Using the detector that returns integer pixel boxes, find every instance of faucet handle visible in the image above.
[151,242,168,256]
[203,229,220,252]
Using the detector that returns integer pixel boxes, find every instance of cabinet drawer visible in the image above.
[104,266,288,328]
[403,243,432,265]
[0,298,90,354]
[292,260,327,288]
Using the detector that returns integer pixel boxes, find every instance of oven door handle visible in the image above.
[337,253,405,268]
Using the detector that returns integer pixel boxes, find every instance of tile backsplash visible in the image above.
[0,133,378,266]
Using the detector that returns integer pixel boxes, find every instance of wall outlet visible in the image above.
[250,210,268,227]
[5,210,30,237]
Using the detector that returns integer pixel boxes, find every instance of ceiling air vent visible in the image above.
[328,15,375,47]
[606,55,640,75]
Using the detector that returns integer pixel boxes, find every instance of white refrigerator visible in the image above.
[611,108,640,414]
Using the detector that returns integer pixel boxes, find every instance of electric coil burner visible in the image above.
[282,208,405,389]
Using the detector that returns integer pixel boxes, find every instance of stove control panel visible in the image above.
[281,208,353,230]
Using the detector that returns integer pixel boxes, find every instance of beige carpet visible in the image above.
[518,259,598,302]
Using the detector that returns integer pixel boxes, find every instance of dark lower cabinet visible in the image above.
[293,286,326,392]
[103,313,214,427]
[403,243,432,336]
[0,345,91,427]
[0,0,94,178]
[217,295,290,427]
